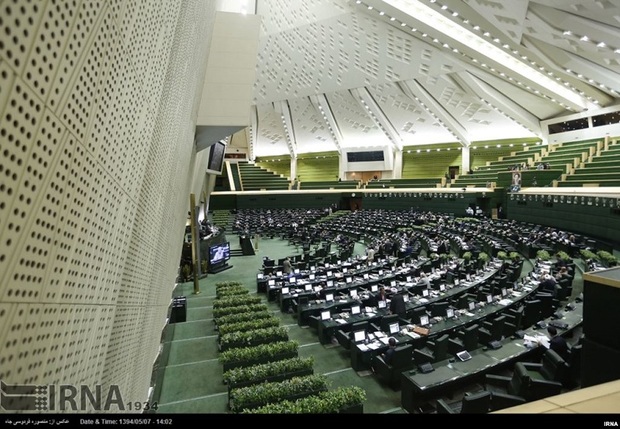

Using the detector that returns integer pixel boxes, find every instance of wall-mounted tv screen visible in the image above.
[209,242,230,265]
[206,141,226,175]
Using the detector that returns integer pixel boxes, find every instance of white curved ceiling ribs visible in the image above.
[250,0,620,158]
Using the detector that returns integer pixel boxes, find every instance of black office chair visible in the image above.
[436,390,491,414]
[373,344,415,390]
[414,334,449,364]
[478,315,505,347]
[335,329,351,350]
[503,305,524,338]
[449,323,480,354]
[519,349,568,387]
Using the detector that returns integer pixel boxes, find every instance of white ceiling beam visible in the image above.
[398,79,470,147]
[273,100,298,159]
[452,70,542,138]
[350,87,403,151]
[249,104,258,160]
[309,94,344,154]
[357,0,596,112]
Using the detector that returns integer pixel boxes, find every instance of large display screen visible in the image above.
[209,242,230,265]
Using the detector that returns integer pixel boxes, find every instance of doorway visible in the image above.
[448,166,459,179]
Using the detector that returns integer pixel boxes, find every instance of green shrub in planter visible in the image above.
[497,251,508,260]
[462,252,472,261]
[597,250,617,266]
[213,295,262,309]
[213,303,268,319]
[218,316,280,336]
[580,249,599,261]
[216,310,273,327]
[509,252,521,261]
[478,252,490,263]
[220,326,289,350]
[556,251,571,262]
[216,281,244,289]
[230,374,329,412]
[223,356,314,386]
[536,250,551,261]
[217,287,250,299]
[245,386,366,414]
[219,340,298,366]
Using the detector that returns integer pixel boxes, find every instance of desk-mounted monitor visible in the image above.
[327,271,333,277]
[378,300,387,309]
[468,301,475,311]
[379,270,384,276]
[371,285,378,292]
[422,289,429,297]
[501,288,508,297]
[351,305,361,315]
[403,294,410,302]
[353,330,366,343]
[390,280,396,287]
[268,279,275,286]
[446,308,455,319]
[486,294,493,304]
[289,277,296,284]
[363,273,369,279]
[257,273,264,279]
[310,266,316,272]
[309,274,315,280]
[325,293,334,302]
[281,287,289,295]
[350,289,358,299]
[326,280,334,287]
[389,323,400,334]
[294,268,300,274]
[439,284,446,292]
[305,284,312,291]
[343,268,348,273]
[419,314,430,326]
[346,277,353,284]
[321,311,331,320]
[276,271,283,277]
[406,276,412,282]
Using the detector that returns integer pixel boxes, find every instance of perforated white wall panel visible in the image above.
[0,0,215,413]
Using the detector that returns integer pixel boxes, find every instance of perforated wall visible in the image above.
[0,0,215,412]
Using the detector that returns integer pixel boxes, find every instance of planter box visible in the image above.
[230,388,327,413]
[339,403,364,414]
[222,350,298,372]
[219,333,289,352]
[227,368,314,397]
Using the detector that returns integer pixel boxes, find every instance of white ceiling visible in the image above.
[249,0,620,158]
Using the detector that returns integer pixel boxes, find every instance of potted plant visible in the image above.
[216,287,250,299]
[229,374,329,412]
[496,251,508,261]
[219,340,299,371]
[245,386,366,414]
[200,259,209,275]
[181,264,192,282]
[462,251,472,262]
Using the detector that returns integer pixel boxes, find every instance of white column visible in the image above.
[392,149,403,179]
[461,146,471,173]
[290,157,298,186]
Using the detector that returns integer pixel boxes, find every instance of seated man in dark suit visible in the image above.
[547,325,570,361]
[389,292,407,319]
[539,273,559,298]
[382,337,397,364]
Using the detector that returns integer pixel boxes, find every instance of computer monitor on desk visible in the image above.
[351,305,361,315]
[326,280,334,287]
[268,279,275,287]
[378,300,387,309]
[389,322,400,335]
[446,308,455,319]
[309,273,315,280]
[353,330,366,344]
[281,287,289,295]
[321,310,331,321]
[325,293,334,302]
[350,289,358,299]
[289,277,296,284]
[276,271,283,277]
[419,314,430,326]
[371,285,378,292]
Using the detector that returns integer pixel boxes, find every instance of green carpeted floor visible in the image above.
[156,236,585,414]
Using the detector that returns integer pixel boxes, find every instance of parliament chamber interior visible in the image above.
[1,0,620,419]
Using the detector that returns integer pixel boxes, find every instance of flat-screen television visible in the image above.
[206,141,226,175]
[209,242,230,265]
